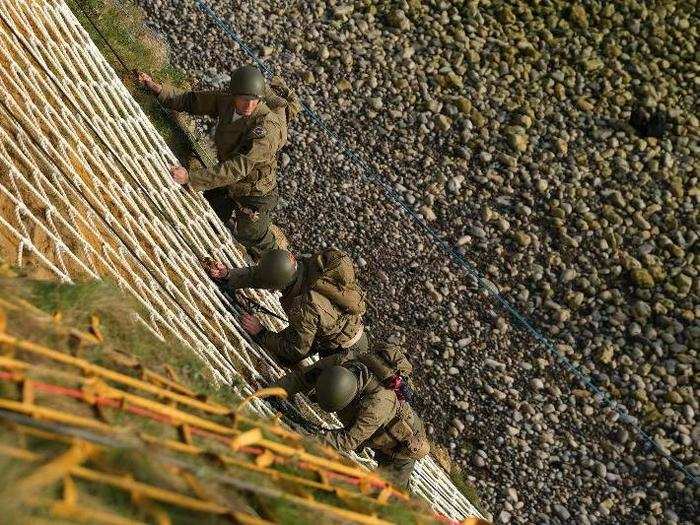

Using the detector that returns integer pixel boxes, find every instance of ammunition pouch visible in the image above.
[370,402,429,460]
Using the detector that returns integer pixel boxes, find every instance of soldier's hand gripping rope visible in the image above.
[202,258,287,323]
[201,258,329,435]
[267,397,328,435]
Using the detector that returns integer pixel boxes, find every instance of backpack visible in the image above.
[308,249,366,316]
[264,76,302,126]
[359,343,414,402]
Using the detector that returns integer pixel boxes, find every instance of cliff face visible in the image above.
[0,270,444,524]
[0,1,483,521]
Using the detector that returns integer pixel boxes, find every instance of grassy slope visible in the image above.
[0,260,438,523]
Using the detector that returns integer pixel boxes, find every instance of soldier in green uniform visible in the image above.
[205,248,368,366]
[277,360,430,488]
[137,65,289,259]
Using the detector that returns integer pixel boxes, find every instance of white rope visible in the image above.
[0,0,484,520]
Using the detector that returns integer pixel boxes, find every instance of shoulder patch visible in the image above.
[249,125,267,140]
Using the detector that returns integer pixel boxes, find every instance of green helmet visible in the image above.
[251,249,297,290]
[229,65,265,98]
[315,366,359,412]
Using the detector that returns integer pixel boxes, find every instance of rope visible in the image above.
[70,0,130,73]
[0,0,286,392]
[194,0,699,487]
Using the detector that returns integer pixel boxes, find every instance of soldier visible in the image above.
[137,65,289,259]
[277,359,429,488]
[206,248,368,366]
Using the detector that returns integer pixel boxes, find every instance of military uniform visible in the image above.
[233,250,367,366]
[158,85,287,258]
[276,360,429,488]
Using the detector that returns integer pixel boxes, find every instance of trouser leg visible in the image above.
[233,190,280,260]
[374,451,416,489]
[203,187,235,224]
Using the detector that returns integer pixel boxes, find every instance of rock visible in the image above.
[387,9,411,31]
[421,205,437,221]
[594,462,607,478]
[553,504,571,520]
[336,79,352,91]
[597,344,615,364]
[631,269,655,288]
[530,378,545,390]
[470,109,487,127]
[446,72,463,89]
[508,132,528,153]
[613,428,629,444]
[280,153,290,168]
[514,231,531,247]
[369,97,384,111]
[632,301,651,319]
[332,5,353,18]
[576,97,594,112]
[456,97,472,114]
[667,390,684,404]
[435,114,452,132]
[569,4,589,29]
[674,273,692,295]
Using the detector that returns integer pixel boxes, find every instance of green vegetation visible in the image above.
[6,276,236,405]
[66,0,193,161]
[450,467,486,517]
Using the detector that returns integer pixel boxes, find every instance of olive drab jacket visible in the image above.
[274,342,411,400]
[157,85,287,197]
[323,363,429,461]
[251,249,366,366]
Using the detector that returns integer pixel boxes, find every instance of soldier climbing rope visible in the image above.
[194,0,699,489]
[0,0,486,520]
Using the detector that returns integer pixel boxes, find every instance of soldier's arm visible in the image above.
[324,404,386,452]
[187,118,283,191]
[273,353,349,398]
[255,301,318,366]
[157,86,220,117]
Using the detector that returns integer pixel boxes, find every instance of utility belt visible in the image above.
[370,402,429,460]
[340,326,364,349]
[317,326,365,358]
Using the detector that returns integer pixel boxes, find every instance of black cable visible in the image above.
[71,0,209,170]
[70,0,131,74]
